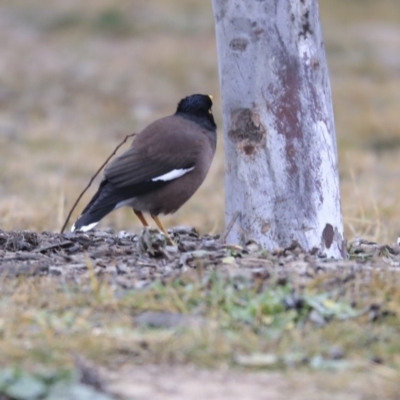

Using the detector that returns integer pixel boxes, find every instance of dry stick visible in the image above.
[60,133,136,234]
[220,211,240,244]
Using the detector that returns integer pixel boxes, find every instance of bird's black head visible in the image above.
[176,94,216,131]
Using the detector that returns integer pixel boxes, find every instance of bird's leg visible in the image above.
[151,215,174,245]
[134,210,149,227]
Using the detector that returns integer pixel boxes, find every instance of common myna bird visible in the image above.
[71,94,217,243]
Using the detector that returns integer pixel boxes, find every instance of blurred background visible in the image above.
[0,0,399,242]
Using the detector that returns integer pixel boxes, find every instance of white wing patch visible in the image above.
[152,167,194,182]
[71,222,98,232]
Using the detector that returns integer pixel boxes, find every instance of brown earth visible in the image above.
[108,364,400,400]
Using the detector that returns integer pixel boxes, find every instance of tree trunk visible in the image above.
[212,0,346,258]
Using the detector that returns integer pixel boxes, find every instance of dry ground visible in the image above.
[108,364,400,400]
[1,0,400,399]
[1,228,400,399]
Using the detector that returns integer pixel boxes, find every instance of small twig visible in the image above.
[34,240,74,253]
[3,253,45,262]
[220,211,240,244]
[60,133,136,233]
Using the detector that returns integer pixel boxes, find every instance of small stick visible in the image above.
[60,133,136,234]
[220,211,240,244]
[34,241,73,253]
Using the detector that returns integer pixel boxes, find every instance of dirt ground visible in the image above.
[108,365,399,400]
[1,228,400,399]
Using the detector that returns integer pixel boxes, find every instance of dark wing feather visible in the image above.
[104,148,179,187]
[73,179,169,230]
[79,180,118,215]
[82,179,169,215]
[104,116,202,189]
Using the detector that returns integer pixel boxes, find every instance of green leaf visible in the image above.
[310,355,353,371]
[0,368,16,390]
[304,293,358,320]
[5,373,47,400]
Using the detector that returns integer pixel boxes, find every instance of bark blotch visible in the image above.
[322,223,334,249]
[229,38,249,52]
[214,0,228,21]
[243,144,255,155]
[231,18,264,43]
[261,221,270,234]
[229,108,266,145]
[252,28,264,41]
[311,57,320,69]
[299,10,313,39]
[271,55,302,175]
[267,49,321,220]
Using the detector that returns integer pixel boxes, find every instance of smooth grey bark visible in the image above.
[212,0,346,258]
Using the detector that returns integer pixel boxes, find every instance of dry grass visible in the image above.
[0,0,222,235]
[1,1,400,241]
[2,249,400,398]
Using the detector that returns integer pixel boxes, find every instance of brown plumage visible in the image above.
[71,94,217,242]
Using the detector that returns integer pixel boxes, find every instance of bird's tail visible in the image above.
[71,181,123,232]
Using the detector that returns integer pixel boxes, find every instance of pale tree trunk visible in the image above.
[212,0,346,258]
